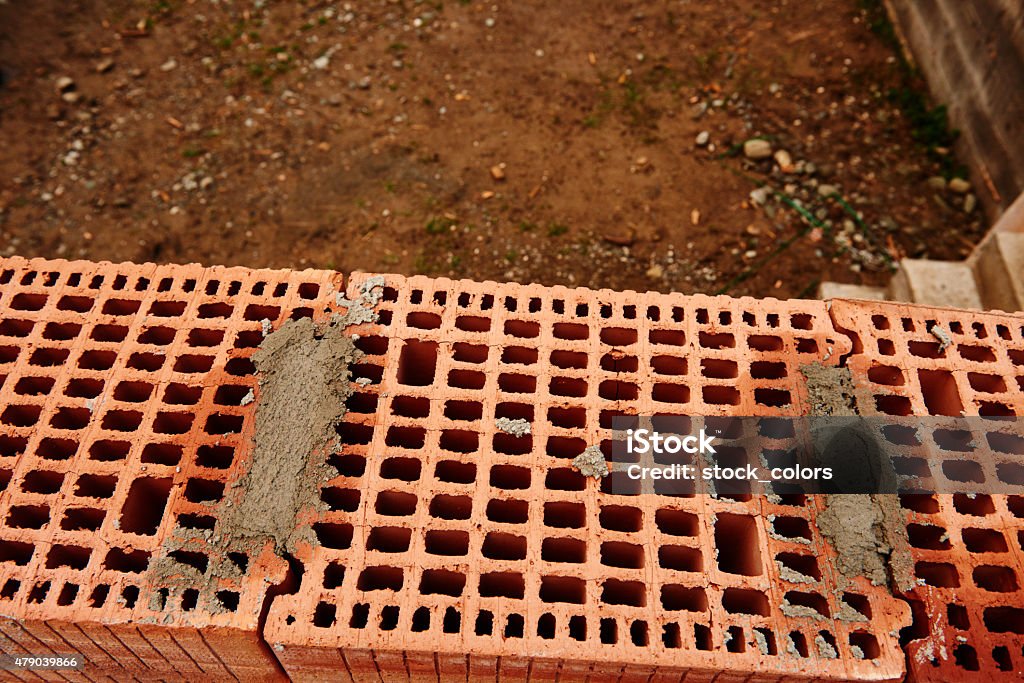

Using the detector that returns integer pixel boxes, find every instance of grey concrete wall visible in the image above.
[885,0,1024,219]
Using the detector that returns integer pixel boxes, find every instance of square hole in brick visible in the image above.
[103,548,150,574]
[375,491,417,516]
[60,508,104,531]
[600,505,642,532]
[550,350,588,370]
[653,383,689,404]
[77,350,117,371]
[541,576,586,604]
[483,532,527,560]
[84,440,127,462]
[490,465,530,490]
[550,376,587,398]
[443,399,483,422]
[546,468,586,491]
[714,514,762,575]
[659,545,703,572]
[544,502,586,529]
[501,346,538,366]
[440,429,479,453]
[962,528,1008,553]
[548,406,586,429]
[323,562,346,589]
[153,412,195,435]
[120,477,172,535]
[163,383,202,405]
[541,537,586,564]
[141,443,182,466]
[113,381,154,402]
[420,569,465,597]
[75,474,116,499]
[973,565,1018,592]
[184,478,224,504]
[366,527,411,553]
[6,505,49,532]
[434,460,476,484]
[385,426,426,449]
[486,499,528,524]
[14,376,55,397]
[358,566,404,592]
[213,385,252,406]
[601,541,644,569]
[429,494,471,520]
[478,572,524,600]
[321,487,361,512]
[397,341,438,386]
[196,444,234,469]
[21,470,65,494]
[380,457,422,481]
[329,453,366,478]
[425,530,469,556]
[655,509,698,536]
[661,585,708,612]
[723,588,770,616]
[314,523,353,549]
[393,396,430,418]
[783,591,830,619]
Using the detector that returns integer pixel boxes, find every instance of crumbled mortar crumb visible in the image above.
[572,445,608,479]
[495,417,531,436]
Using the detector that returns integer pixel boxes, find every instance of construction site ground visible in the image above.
[0,0,987,299]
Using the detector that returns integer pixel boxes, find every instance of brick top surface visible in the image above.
[1,256,1023,681]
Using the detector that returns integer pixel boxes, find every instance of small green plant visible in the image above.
[547,223,568,237]
[181,146,204,158]
[425,216,456,235]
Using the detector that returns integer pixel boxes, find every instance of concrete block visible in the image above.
[817,282,887,301]
[971,232,1024,313]
[887,259,983,310]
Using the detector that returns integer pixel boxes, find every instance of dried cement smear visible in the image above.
[799,362,859,416]
[801,362,915,591]
[221,317,359,554]
[573,445,609,479]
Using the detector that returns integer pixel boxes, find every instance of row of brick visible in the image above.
[0,256,1021,681]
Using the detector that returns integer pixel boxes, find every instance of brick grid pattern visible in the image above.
[264,273,907,682]
[0,256,341,681]
[4,256,1023,682]
[833,299,1024,681]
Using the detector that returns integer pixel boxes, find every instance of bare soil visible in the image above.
[0,0,985,298]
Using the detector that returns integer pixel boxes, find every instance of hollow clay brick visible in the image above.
[0,256,342,681]
[832,298,1024,681]
[10,256,1021,681]
[263,273,909,682]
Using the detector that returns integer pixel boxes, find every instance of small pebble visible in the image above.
[948,177,971,193]
[743,139,772,160]
[695,131,710,146]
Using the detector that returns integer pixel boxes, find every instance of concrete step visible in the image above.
[970,232,1024,312]
[816,282,887,300]
[887,258,983,310]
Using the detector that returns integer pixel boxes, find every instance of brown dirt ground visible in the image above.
[0,0,986,298]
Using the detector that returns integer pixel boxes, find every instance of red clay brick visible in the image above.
[832,298,1024,681]
[263,273,908,682]
[0,256,341,680]
[10,255,1022,681]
